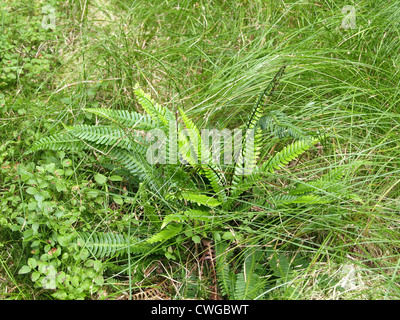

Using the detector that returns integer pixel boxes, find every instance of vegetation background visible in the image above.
[1,0,399,300]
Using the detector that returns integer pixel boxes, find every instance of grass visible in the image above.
[1,0,400,300]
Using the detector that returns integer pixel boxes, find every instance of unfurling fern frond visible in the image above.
[76,231,156,259]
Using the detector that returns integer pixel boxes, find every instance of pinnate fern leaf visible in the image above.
[258,110,305,139]
[260,137,320,173]
[76,231,155,259]
[134,84,174,127]
[67,125,137,151]
[146,223,183,244]
[215,241,235,297]
[84,108,156,130]
[26,132,90,154]
[179,107,227,201]
[289,167,345,195]
[234,248,266,299]
[168,191,221,207]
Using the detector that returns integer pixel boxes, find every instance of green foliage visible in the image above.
[5,0,398,301]
[76,231,156,259]
[215,241,267,300]
[7,66,347,300]
[260,137,320,174]
[0,0,61,88]
[258,111,306,139]
[0,152,111,299]
[215,240,312,300]
[24,74,344,297]
[29,73,328,213]
[146,223,183,244]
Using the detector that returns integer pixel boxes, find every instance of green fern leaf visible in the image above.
[246,65,286,131]
[215,241,235,297]
[67,125,144,152]
[105,147,160,190]
[234,248,266,299]
[230,66,286,194]
[76,231,155,259]
[146,223,183,244]
[161,213,188,229]
[134,85,174,127]
[84,108,156,130]
[26,132,90,154]
[269,252,291,281]
[178,108,227,201]
[260,137,320,173]
[180,191,221,207]
[184,209,212,222]
[289,167,345,195]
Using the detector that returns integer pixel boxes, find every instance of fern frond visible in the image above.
[178,108,226,199]
[160,213,188,229]
[178,107,203,163]
[269,252,291,280]
[234,272,263,300]
[230,66,286,190]
[167,191,221,207]
[245,65,286,131]
[234,248,265,299]
[146,223,183,244]
[184,209,212,222]
[138,184,161,226]
[159,210,212,230]
[289,167,345,195]
[260,137,320,173]
[76,231,155,259]
[134,85,174,128]
[178,107,227,202]
[106,147,162,191]
[67,125,145,153]
[226,138,319,209]
[84,108,156,130]
[26,132,90,154]
[215,241,235,297]
[258,110,306,139]
[182,192,221,207]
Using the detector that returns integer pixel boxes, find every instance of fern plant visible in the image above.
[27,67,341,281]
[28,67,327,208]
